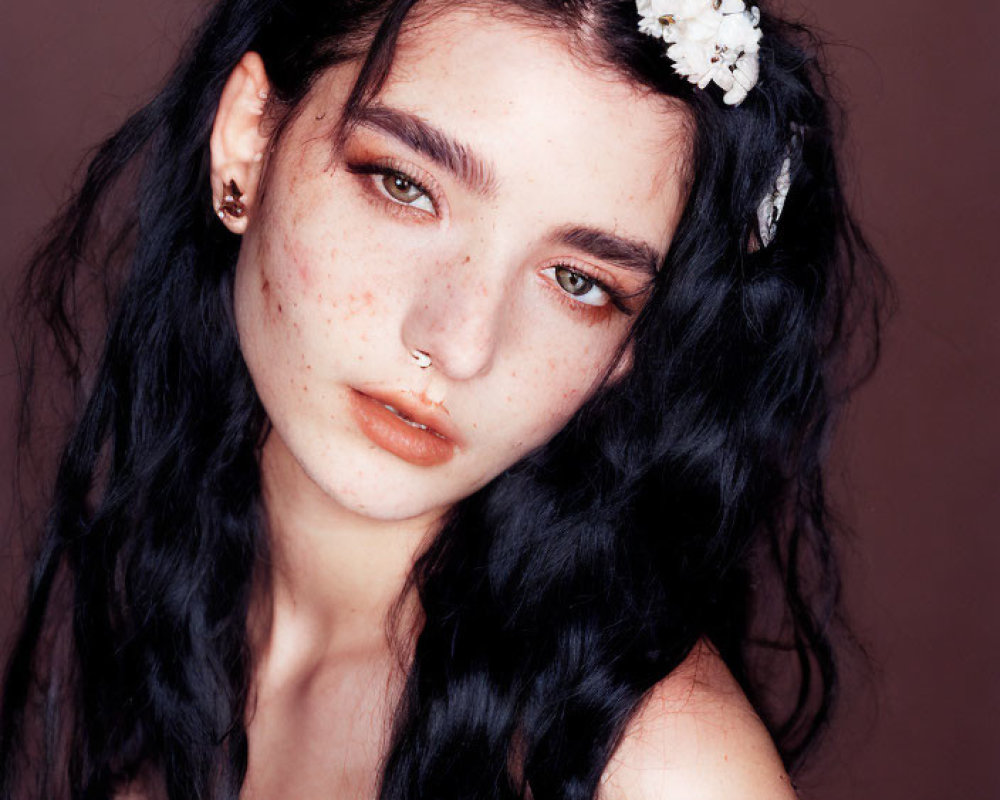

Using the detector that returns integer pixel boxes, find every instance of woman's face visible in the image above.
[223,7,691,521]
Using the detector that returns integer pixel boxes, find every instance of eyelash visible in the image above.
[346,158,441,218]
[345,158,636,318]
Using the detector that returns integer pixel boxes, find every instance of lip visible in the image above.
[355,387,465,447]
[347,386,465,467]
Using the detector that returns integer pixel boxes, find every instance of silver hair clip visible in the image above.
[756,124,804,248]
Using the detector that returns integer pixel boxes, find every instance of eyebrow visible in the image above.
[553,225,663,279]
[352,103,499,198]
[350,103,666,278]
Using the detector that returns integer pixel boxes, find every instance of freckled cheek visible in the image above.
[506,342,604,442]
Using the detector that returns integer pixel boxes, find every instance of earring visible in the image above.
[410,349,432,369]
[217,179,246,220]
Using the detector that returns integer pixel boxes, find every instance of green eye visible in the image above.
[555,267,594,296]
[541,265,611,308]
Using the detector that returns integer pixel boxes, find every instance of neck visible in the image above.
[249,431,438,683]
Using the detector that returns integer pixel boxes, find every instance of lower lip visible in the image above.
[348,389,456,467]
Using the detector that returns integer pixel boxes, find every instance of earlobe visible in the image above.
[608,345,634,386]
[209,51,272,233]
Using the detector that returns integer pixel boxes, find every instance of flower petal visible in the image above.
[730,54,759,90]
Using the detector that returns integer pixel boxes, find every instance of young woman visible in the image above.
[0,0,890,797]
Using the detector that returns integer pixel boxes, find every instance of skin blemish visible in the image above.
[345,291,376,320]
[283,229,313,289]
[259,275,281,324]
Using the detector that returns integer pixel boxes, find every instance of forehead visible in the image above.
[314,6,692,251]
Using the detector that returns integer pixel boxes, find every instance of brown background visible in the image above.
[1,1,997,798]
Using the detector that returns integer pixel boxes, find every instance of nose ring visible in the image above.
[410,349,433,369]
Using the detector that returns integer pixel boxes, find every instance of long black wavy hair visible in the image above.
[1,0,892,797]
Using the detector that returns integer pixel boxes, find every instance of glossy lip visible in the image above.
[350,386,466,449]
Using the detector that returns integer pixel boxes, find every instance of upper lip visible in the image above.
[354,386,466,448]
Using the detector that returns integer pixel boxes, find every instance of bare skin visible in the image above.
[147,6,804,799]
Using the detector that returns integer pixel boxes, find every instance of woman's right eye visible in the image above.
[347,163,437,215]
[372,170,436,214]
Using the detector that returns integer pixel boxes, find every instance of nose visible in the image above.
[400,252,508,382]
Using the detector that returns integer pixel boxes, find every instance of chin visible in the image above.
[298,448,468,523]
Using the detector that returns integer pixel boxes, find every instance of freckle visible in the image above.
[306,364,312,371]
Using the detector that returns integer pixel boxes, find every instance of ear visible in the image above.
[608,343,634,386]
[209,51,272,234]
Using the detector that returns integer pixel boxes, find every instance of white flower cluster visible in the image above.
[636,0,763,105]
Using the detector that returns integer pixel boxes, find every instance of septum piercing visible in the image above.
[410,349,432,368]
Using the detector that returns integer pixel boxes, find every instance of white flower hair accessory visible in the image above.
[636,0,763,106]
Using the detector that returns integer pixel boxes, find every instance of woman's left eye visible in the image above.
[541,265,611,307]
[373,171,436,214]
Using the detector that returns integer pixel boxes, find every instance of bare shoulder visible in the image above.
[599,638,797,800]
